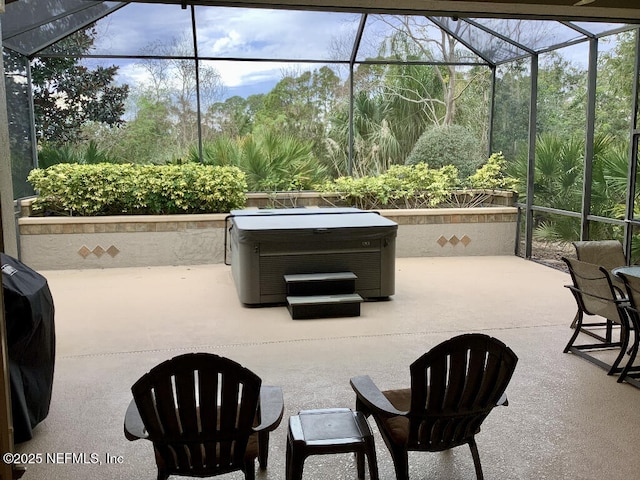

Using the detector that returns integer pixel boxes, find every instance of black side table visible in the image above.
[286,407,379,480]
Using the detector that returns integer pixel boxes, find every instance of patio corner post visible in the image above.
[623,28,640,261]
[191,4,204,163]
[0,19,21,480]
[524,53,539,259]
[0,27,17,258]
[580,36,599,242]
[348,14,367,177]
[488,65,497,159]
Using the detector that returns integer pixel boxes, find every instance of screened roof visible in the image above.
[1,0,636,65]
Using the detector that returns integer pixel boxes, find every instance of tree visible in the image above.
[596,30,638,140]
[137,35,225,151]
[111,93,177,163]
[252,66,341,161]
[536,51,587,138]
[371,16,488,127]
[205,95,264,138]
[492,59,534,162]
[30,27,129,144]
[3,48,35,197]
[326,91,404,177]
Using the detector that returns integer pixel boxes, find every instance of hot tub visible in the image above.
[226,208,397,305]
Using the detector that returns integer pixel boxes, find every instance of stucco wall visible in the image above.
[18,207,517,270]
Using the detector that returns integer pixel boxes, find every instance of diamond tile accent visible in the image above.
[92,246,105,258]
[106,246,120,258]
[449,235,460,246]
[437,235,448,247]
[461,235,471,246]
[78,245,91,258]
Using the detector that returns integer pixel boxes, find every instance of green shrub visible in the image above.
[318,163,459,209]
[467,152,518,190]
[27,163,247,216]
[405,124,483,179]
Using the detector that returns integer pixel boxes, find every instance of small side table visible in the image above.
[286,408,379,480]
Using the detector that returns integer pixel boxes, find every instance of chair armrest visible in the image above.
[254,385,284,432]
[124,399,148,441]
[350,375,406,417]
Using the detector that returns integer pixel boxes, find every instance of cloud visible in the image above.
[195,7,358,60]
[92,3,194,55]
[88,4,358,97]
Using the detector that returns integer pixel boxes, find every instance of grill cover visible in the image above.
[1,253,55,443]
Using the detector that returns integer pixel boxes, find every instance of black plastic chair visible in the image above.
[124,353,284,480]
[350,333,518,480]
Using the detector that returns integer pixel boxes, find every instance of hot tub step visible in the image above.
[286,293,363,320]
[284,272,357,296]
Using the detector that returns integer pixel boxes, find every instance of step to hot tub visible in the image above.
[286,293,363,320]
[284,272,358,296]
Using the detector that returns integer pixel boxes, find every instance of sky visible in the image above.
[81,3,627,101]
[89,3,361,99]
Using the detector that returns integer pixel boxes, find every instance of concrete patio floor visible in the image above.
[13,256,640,480]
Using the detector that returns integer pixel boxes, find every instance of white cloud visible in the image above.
[195,7,358,60]
[89,5,360,97]
[211,61,284,88]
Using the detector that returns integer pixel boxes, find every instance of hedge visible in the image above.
[27,163,247,216]
[318,164,460,209]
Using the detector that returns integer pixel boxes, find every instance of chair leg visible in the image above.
[570,310,579,329]
[605,319,613,343]
[564,310,584,353]
[286,437,305,480]
[258,431,269,469]
[366,447,380,480]
[618,315,640,383]
[355,439,379,480]
[388,445,409,480]
[609,317,630,375]
[356,451,365,479]
[243,459,256,480]
[468,438,484,480]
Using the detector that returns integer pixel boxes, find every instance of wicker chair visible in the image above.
[350,333,518,480]
[124,353,284,480]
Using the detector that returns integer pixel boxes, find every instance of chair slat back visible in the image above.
[619,272,640,309]
[132,353,261,476]
[407,334,518,451]
[573,240,626,271]
[563,257,622,323]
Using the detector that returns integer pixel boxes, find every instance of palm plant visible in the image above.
[37,140,116,167]
[326,92,404,178]
[187,136,242,166]
[194,127,328,192]
[508,133,632,243]
[241,127,328,191]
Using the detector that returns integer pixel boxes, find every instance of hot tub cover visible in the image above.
[229,208,397,244]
